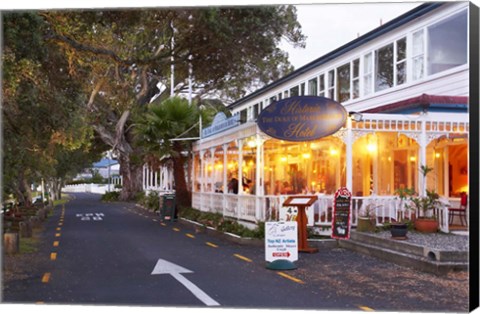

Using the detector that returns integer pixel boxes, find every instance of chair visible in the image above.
[449,192,467,226]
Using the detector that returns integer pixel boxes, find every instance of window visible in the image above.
[375,43,394,92]
[412,30,425,80]
[328,70,335,99]
[270,96,276,104]
[396,38,407,85]
[337,63,350,102]
[290,86,299,97]
[352,59,360,99]
[319,74,325,97]
[253,103,259,120]
[427,10,468,75]
[363,52,373,95]
[300,83,305,96]
[308,78,318,95]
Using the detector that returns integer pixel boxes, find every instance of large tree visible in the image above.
[37,6,306,200]
[2,12,103,203]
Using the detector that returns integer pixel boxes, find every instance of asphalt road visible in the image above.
[2,193,470,312]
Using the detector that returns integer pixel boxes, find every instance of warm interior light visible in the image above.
[435,152,441,158]
[330,149,338,156]
[366,143,377,153]
[409,156,416,162]
[280,156,287,162]
[302,153,311,159]
[247,139,256,148]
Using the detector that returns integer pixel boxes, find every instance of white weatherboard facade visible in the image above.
[148,2,473,234]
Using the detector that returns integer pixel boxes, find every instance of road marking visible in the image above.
[233,254,252,263]
[277,272,304,284]
[53,241,59,247]
[358,306,375,311]
[151,259,220,306]
[152,219,158,222]
[41,273,51,283]
[173,227,180,232]
[55,233,61,237]
[56,227,61,231]
[58,223,63,226]
[36,301,45,304]
[186,233,195,239]
[206,242,218,248]
[50,253,57,261]
[160,222,167,226]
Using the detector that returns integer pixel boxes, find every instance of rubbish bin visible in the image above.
[159,193,176,221]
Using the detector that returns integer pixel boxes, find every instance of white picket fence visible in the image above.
[63,183,118,194]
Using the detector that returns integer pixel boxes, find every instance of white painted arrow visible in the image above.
[151,259,220,306]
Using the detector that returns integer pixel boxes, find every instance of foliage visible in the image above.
[179,207,265,239]
[101,191,121,202]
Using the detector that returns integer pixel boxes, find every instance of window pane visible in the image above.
[353,59,360,78]
[308,78,317,95]
[290,86,299,97]
[413,30,424,56]
[427,10,468,75]
[397,62,406,85]
[353,80,360,99]
[375,43,394,91]
[397,37,407,61]
[337,63,350,102]
[319,74,325,91]
[413,56,424,81]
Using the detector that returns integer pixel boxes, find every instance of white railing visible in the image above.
[191,192,455,234]
[63,183,119,194]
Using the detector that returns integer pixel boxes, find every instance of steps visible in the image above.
[338,231,468,275]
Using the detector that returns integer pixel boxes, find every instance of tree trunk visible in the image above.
[118,152,143,201]
[48,178,63,201]
[172,143,191,210]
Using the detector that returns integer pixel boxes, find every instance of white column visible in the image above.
[346,117,353,192]
[419,119,428,196]
[223,144,228,194]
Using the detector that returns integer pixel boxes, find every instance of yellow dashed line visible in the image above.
[36,301,45,304]
[56,227,61,231]
[186,233,195,239]
[206,242,218,248]
[277,272,304,284]
[173,227,180,232]
[58,223,63,226]
[53,241,59,247]
[160,223,167,226]
[233,254,252,263]
[152,219,158,222]
[41,273,51,283]
[358,306,375,312]
[50,253,57,261]
[55,233,61,237]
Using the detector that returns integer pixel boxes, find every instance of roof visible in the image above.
[362,94,469,114]
[228,2,445,110]
[93,158,119,168]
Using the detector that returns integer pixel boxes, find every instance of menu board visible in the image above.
[331,187,352,239]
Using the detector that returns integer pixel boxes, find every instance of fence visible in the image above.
[192,192,453,234]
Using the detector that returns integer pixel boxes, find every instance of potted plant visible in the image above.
[406,165,444,233]
[356,203,377,232]
[391,187,414,239]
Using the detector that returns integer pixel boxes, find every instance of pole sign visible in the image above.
[257,96,347,142]
[265,221,298,262]
[331,187,352,239]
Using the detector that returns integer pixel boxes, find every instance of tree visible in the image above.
[2,12,102,203]
[40,6,306,200]
[135,97,208,209]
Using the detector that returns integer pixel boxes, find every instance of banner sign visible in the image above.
[331,187,352,239]
[202,112,240,138]
[257,96,347,142]
[265,221,298,262]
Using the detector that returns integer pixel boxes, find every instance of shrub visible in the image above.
[101,191,120,202]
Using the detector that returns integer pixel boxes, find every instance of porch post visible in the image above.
[255,134,265,221]
[346,117,353,192]
[223,144,228,194]
[419,119,427,196]
[238,139,243,220]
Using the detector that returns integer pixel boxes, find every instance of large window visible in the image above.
[328,70,335,99]
[308,77,317,95]
[319,74,325,97]
[363,52,373,95]
[375,43,394,92]
[337,63,350,102]
[412,30,425,80]
[427,10,468,75]
[396,38,407,85]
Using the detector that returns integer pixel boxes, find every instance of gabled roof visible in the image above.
[228,2,445,110]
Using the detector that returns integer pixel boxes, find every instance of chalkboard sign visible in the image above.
[331,187,352,239]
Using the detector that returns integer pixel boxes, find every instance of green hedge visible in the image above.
[179,207,264,239]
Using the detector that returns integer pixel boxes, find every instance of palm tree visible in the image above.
[135,96,204,209]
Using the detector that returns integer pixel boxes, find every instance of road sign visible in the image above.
[265,221,298,263]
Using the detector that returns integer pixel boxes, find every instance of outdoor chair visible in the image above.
[448,192,467,226]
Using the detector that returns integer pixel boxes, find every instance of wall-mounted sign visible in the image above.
[202,112,240,138]
[257,96,347,142]
[331,187,352,239]
[265,221,298,262]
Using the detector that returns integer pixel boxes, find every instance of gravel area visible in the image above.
[369,230,469,251]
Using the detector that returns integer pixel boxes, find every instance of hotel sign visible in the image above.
[257,96,347,142]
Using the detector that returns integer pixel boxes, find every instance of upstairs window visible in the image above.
[319,74,325,97]
[363,52,373,95]
[427,10,468,75]
[412,30,425,81]
[328,70,335,99]
[337,63,350,102]
[308,77,318,95]
[375,43,394,92]
[396,38,407,85]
